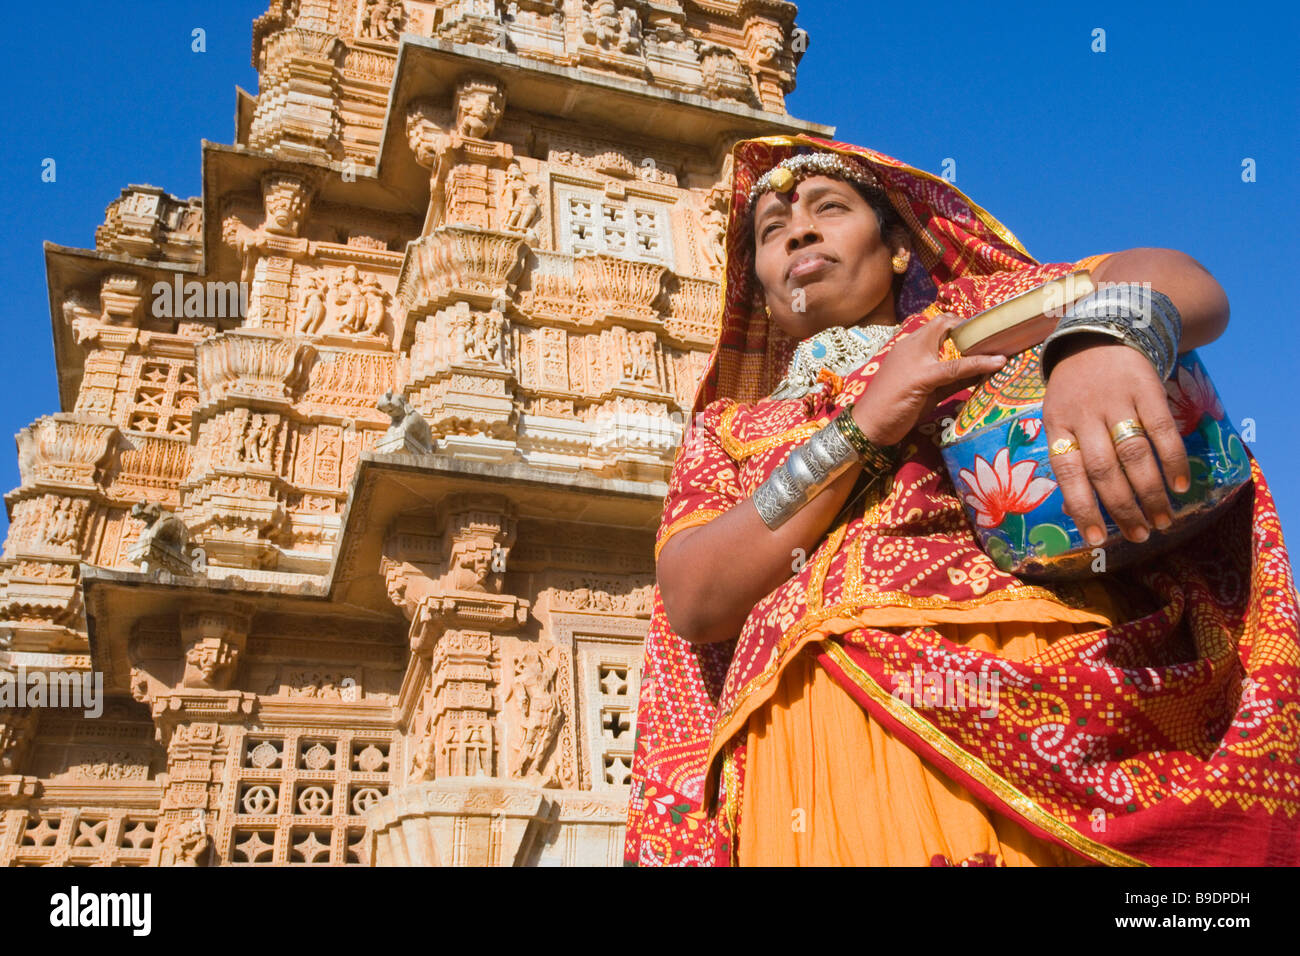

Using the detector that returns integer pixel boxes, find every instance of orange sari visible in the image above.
[740,619,1104,866]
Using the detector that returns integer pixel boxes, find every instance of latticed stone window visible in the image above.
[572,645,641,789]
[0,808,157,866]
[223,730,394,865]
[126,360,198,437]
[555,184,673,265]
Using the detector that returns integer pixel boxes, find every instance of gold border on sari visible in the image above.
[819,637,1147,868]
[655,509,728,562]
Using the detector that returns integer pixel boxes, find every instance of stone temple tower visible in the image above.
[0,0,830,865]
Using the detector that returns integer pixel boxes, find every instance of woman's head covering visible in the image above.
[695,134,1041,417]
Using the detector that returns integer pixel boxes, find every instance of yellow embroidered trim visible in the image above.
[717,401,824,463]
[819,637,1147,868]
[1075,252,1117,273]
[808,521,849,612]
[655,509,726,561]
[721,743,741,863]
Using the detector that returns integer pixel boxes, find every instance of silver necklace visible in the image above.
[769,323,899,399]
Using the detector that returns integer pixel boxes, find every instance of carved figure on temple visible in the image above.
[331,265,367,333]
[47,497,86,549]
[506,645,562,781]
[297,274,328,333]
[449,544,493,592]
[699,189,728,275]
[360,273,389,336]
[500,163,539,235]
[376,390,434,454]
[453,76,505,139]
[159,815,213,866]
[129,501,190,562]
[261,172,310,237]
[361,0,403,40]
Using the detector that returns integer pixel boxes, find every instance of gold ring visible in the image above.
[1049,438,1080,457]
[1109,419,1146,444]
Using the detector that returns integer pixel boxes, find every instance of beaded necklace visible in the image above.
[769,322,899,400]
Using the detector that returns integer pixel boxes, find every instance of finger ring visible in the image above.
[1109,419,1146,444]
[1049,438,1081,457]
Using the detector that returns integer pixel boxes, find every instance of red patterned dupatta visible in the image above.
[623,135,1300,866]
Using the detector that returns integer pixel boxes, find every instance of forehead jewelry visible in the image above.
[747,151,882,214]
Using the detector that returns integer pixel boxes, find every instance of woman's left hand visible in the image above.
[1041,334,1192,546]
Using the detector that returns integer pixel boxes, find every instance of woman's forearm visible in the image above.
[657,460,864,644]
[1090,247,1230,351]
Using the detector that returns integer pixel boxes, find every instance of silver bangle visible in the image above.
[752,418,860,530]
[1040,283,1182,383]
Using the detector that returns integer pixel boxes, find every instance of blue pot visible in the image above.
[938,344,1252,579]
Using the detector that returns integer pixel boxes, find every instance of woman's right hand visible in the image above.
[851,312,1011,447]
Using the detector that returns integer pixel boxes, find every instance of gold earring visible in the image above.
[763,302,772,318]
[892,255,909,272]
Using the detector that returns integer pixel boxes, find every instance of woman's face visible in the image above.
[752,174,907,339]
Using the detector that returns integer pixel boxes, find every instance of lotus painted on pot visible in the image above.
[939,346,1251,580]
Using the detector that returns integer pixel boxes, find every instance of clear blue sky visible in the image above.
[2,2,1297,545]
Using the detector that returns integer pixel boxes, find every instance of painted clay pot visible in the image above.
[938,342,1251,580]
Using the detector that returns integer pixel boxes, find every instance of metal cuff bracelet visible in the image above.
[1040,282,1183,384]
[752,406,901,530]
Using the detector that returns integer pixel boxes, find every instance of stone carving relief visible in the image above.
[375,389,434,454]
[581,0,641,54]
[454,73,506,140]
[220,172,315,328]
[179,606,253,690]
[418,297,512,368]
[404,98,447,169]
[504,643,562,784]
[697,183,728,277]
[54,750,151,781]
[620,329,658,383]
[127,500,198,574]
[61,289,103,347]
[296,266,391,341]
[400,230,526,318]
[543,578,654,614]
[359,0,405,39]
[157,813,213,866]
[499,162,540,238]
[409,630,498,781]
[206,409,283,471]
[16,415,118,488]
[263,668,360,700]
[50,497,89,551]
[194,331,315,405]
[0,710,38,774]
[262,171,313,238]
[4,494,90,557]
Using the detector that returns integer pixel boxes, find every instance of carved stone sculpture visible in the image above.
[453,74,505,139]
[506,645,562,783]
[361,0,404,39]
[297,274,328,333]
[375,390,434,454]
[500,163,539,237]
[158,814,213,866]
[127,501,196,574]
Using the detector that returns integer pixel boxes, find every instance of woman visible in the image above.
[623,134,1300,866]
